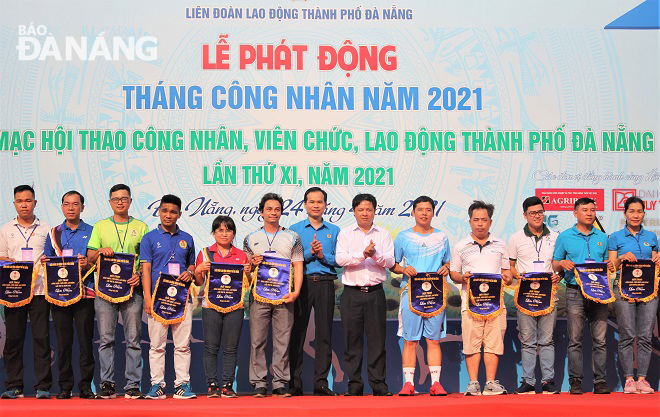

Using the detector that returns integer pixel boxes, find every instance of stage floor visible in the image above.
[0,393,657,417]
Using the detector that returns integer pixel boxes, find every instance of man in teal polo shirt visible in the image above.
[552,197,612,395]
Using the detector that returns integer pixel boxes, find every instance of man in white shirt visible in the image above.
[449,200,512,396]
[336,193,395,396]
[0,185,52,399]
[507,196,560,395]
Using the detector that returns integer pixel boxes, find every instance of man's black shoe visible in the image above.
[569,378,582,395]
[289,387,304,396]
[593,382,610,394]
[313,387,339,396]
[373,390,393,396]
[56,390,72,399]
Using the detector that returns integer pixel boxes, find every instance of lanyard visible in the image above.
[581,234,591,259]
[15,222,38,248]
[166,232,179,265]
[263,227,280,252]
[217,245,233,261]
[62,228,78,249]
[530,235,543,262]
[112,217,130,251]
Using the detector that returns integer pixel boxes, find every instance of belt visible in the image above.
[566,283,580,290]
[343,283,383,293]
[306,274,337,282]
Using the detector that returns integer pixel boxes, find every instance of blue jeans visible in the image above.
[614,284,658,378]
[202,307,244,386]
[95,294,143,390]
[517,307,557,385]
[566,286,608,383]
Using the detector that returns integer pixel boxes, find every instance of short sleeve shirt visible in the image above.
[450,234,510,312]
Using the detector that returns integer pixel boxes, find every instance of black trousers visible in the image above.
[339,285,387,394]
[289,277,336,389]
[3,295,52,391]
[52,298,95,391]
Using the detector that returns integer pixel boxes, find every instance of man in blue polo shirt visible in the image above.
[43,191,96,399]
[288,187,340,396]
[140,195,196,400]
[552,197,612,395]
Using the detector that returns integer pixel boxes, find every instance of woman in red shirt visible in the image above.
[194,216,250,398]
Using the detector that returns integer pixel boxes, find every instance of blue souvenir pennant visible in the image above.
[96,253,136,303]
[0,261,34,308]
[467,273,504,320]
[619,259,658,302]
[151,273,191,325]
[252,255,292,305]
[206,261,247,313]
[574,262,615,304]
[515,272,555,316]
[408,272,447,318]
[45,256,82,306]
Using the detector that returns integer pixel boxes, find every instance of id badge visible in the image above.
[21,247,33,262]
[533,261,545,273]
[62,248,74,256]
[584,258,595,263]
[264,250,277,255]
[167,262,181,275]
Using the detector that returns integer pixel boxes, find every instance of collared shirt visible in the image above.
[0,217,51,296]
[336,222,395,286]
[507,224,558,274]
[553,224,608,285]
[289,218,340,276]
[44,220,95,297]
[450,234,510,312]
[394,227,450,286]
[243,226,304,262]
[140,225,196,295]
[195,243,249,308]
[608,226,658,259]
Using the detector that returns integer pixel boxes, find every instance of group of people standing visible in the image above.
[0,184,657,399]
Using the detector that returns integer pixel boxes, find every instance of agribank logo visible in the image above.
[16,24,158,61]
[612,189,659,211]
[535,189,604,211]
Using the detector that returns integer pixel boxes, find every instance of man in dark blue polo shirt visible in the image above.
[140,194,196,399]
[552,197,612,395]
[288,187,340,396]
[43,191,95,399]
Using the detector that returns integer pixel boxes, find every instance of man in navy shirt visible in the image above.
[140,195,196,399]
[288,187,340,396]
[43,191,95,399]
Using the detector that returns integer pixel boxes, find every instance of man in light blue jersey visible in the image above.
[390,196,450,396]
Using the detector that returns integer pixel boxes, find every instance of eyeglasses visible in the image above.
[214,229,233,235]
[110,197,130,204]
[526,210,545,217]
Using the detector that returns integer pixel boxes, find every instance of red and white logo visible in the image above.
[612,189,636,211]
[535,189,605,211]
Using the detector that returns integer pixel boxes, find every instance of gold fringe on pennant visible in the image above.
[618,263,659,303]
[0,262,35,308]
[95,256,135,304]
[407,278,448,318]
[251,261,293,305]
[150,274,190,326]
[466,276,504,321]
[573,267,615,304]
[514,275,556,317]
[44,259,83,307]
